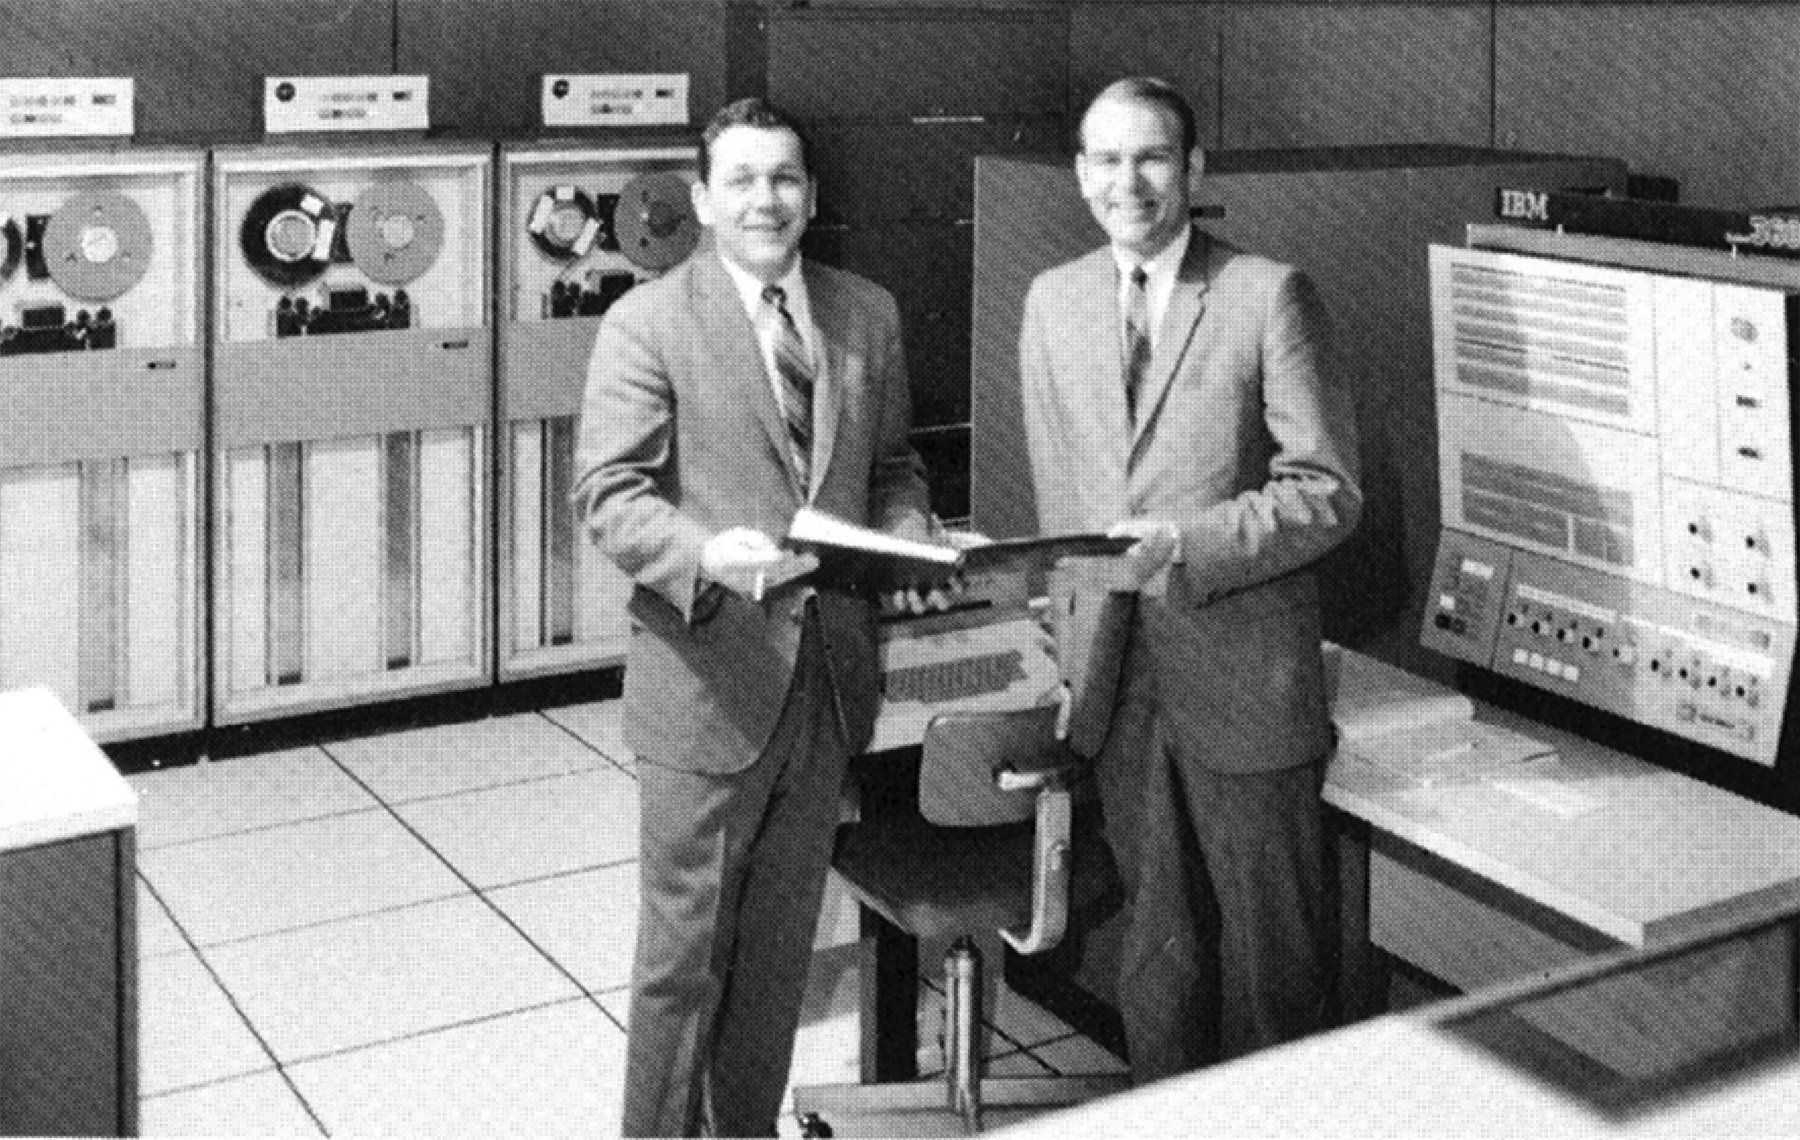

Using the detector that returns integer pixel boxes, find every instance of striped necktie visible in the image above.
[762,283,815,495]
[1123,264,1151,428]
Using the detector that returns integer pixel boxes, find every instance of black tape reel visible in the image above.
[527,184,600,261]
[615,170,699,272]
[242,183,334,287]
[42,190,155,301]
[346,180,445,285]
[0,212,21,282]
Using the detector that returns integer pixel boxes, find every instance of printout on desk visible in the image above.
[1328,646,1556,784]
[1341,716,1558,785]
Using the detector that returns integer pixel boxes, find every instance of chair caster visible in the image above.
[796,1111,834,1137]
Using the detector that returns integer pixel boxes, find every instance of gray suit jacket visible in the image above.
[1020,228,1362,773]
[574,247,932,774]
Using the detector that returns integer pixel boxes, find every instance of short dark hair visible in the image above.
[1080,77,1199,164]
[698,97,813,183]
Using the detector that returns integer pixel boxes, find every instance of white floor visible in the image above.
[128,698,1126,1137]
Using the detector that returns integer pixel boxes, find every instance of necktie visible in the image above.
[762,284,815,495]
[1123,264,1151,427]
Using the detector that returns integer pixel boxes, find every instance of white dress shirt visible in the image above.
[1110,223,1192,352]
[718,253,824,403]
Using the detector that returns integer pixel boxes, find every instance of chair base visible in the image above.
[792,1075,1130,1137]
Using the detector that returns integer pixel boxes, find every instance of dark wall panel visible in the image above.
[1496,3,1800,210]
[1068,2,1225,147]
[768,4,1067,120]
[1221,3,1492,148]
[397,0,730,136]
[806,117,1067,225]
[0,0,391,140]
[806,222,975,428]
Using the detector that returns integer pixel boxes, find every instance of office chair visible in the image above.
[792,704,1129,1136]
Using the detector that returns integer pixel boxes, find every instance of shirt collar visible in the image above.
[1110,223,1192,289]
[719,252,808,325]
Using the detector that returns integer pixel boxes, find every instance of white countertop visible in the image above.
[1,687,137,853]
[1324,650,1800,947]
[996,1007,1800,1139]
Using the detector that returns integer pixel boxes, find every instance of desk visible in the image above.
[1,687,140,1137]
[1326,650,1800,1069]
[996,985,1800,1139]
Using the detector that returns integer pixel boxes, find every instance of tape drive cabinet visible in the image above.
[0,148,204,742]
[498,143,699,678]
[212,143,492,722]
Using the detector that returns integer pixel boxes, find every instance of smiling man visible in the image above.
[573,97,932,1137]
[1018,77,1363,1082]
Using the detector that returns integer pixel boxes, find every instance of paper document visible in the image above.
[1334,691,1476,745]
[959,533,1136,575]
[1485,763,1602,818]
[787,507,963,592]
[1343,717,1557,783]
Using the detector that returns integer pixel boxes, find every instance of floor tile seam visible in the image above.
[914,983,1048,1055]
[142,1065,334,1137]
[537,708,638,779]
[477,853,639,896]
[139,1058,280,1101]
[1011,1031,1099,1079]
[588,982,632,1033]
[383,759,631,810]
[137,802,388,855]
[184,885,477,953]
[318,740,632,810]
[583,988,630,1035]
[137,875,326,1130]
[275,993,607,1072]
[307,750,621,1012]
[916,1040,1056,1079]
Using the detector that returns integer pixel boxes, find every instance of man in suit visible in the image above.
[573,97,934,1137]
[1018,77,1363,1081]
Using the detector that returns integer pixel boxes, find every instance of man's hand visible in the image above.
[939,528,993,552]
[882,577,961,617]
[701,528,815,600]
[1100,518,1180,595]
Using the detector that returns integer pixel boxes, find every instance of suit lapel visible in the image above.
[1131,228,1208,454]
[694,251,802,501]
[1077,251,1133,474]
[802,262,847,501]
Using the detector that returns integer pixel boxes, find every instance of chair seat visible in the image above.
[832,814,1120,944]
[833,817,1036,940]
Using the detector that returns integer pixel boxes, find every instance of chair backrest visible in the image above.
[918,705,1065,827]
[1046,560,1135,759]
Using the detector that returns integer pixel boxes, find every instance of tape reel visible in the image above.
[242,183,335,287]
[527,185,600,261]
[346,180,444,286]
[41,190,155,301]
[615,171,699,272]
[0,213,21,282]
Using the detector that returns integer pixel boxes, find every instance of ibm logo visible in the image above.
[1499,189,1550,222]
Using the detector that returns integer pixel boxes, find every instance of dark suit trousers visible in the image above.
[1096,634,1330,1083]
[622,614,848,1138]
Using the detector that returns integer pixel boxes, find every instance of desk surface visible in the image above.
[996,1007,1800,1139]
[1324,650,1800,947]
[1,687,137,852]
[869,614,1059,754]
